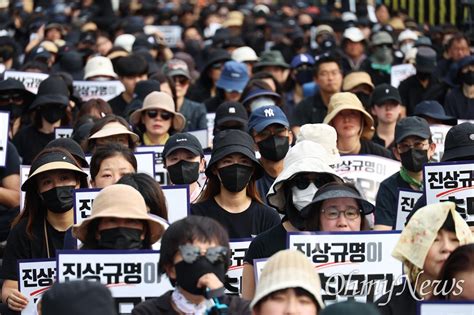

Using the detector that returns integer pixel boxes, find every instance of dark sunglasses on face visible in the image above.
[377,44,392,49]
[173,76,189,85]
[0,93,23,104]
[179,244,229,264]
[145,110,173,120]
[290,174,335,190]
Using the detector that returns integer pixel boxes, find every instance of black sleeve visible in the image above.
[261,207,281,232]
[222,295,251,315]
[290,98,310,127]
[1,221,31,280]
[131,299,156,315]
[374,178,397,228]
[190,202,206,216]
[0,142,20,180]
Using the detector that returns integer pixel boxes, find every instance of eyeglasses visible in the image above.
[179,244,229,264]
[0,93,23,105]
[397,141,429,153]
[321,207,361,220]
[290,174,334,190]
[173,76,189,85]
[145,110,173,120]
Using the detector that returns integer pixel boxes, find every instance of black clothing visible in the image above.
[398,74,438,116]
[132,290,251,315]
[444,86,474,119]
[290,92,327,127]
[191,198,280,239]
[256,170,275,205]
[180,98,207,132]
[375,283,418,315]
[1,217,66,280]
[360,59,391,86]
[187,81,213,103]
[0,142,20,241]
[244,223,287,265]
[12,125,55,164]
[204,95,225,113]
[371,133,395,152]
[107,93,129,117]
[359,139,394,159]
[374,172,414,228]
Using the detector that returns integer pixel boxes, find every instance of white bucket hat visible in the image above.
[232,46,258,63]
[114,34,136,53]
[84,56,118,80]
[296,124,341,166]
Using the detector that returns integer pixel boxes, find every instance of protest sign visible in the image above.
[418,301,474,315]
[424,161,474,225]
[0,111,9,167]
[4,71,48,93]
[20,165,30,211]
[285,231,403,304]
[54,127,73,139]
[206,113,215,148]
[395,189,423,230]
[73,80,125,101]
[73,188,101,225]
[188,129,209,150]
[391,64,416,88]
[143,25,182,48]
[57,250,173,314]
[334,155,400,205]
[135,146,167,184]
[430,124,451,162]
[225,239,252,296]
[18,259,56,315]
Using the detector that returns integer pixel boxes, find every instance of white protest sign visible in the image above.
[18,259,56,315]
[225,239,252,296]
[287,231,403,305]
[390,63,416,88]
[4,71,48,93]
[73,188,101,225]
[20,165,30,211]
[161,185,190,223]
[54,127,73,139]
[418,301,474,315]
[0,111,9,167]
[135,146,167,184]
[430,124,451,162]
[57,250,173,314]
[206,113,215,148]
[144,25,182,48]
[334,155,400,205]
[395,189,423,230]
[73,80,125,101]
[424,161,474,225]
[188,129,209,150]
[253,258,267,284]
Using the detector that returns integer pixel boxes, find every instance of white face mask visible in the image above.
[291,183,318,211]
[249,97,276,112]
[400,42,414,55]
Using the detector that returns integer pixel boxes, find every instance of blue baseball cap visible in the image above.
[216,60,249,93]
[290,53,315,69]
[248,105,289,133]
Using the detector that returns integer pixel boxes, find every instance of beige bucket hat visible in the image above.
[130,91,186,132]
[323,92,375,140]
[342,71,374,91]
[72,184,168,244]
[88,121,140,143]
[251,250,325,310]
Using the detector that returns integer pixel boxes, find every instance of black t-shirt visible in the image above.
[374,172,414,228]
[191,198,280,239]
[108,93,129,117]
[256,170,275,205]
[1,217,66,280]
[244,223,286,265]
[359,139,395,159]
[0,142,20,181]
[12,125,55,164]
[398,74,438,116]
[371,133,395,152]
[444,86,474,119]
[290,92,327,127]
[132,290,251,315]
[375,283,418,315]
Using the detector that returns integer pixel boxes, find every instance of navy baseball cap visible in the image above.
[414,100,457,126]
[290,53,315,69]
[216,60,249,93]
[248,105,289,133]
[395,117,431,144]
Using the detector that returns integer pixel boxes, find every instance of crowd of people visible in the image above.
[0,0,474,314]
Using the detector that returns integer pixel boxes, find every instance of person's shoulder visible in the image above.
[132,291,173,315]
[250,201,278,214]
[399,74,417,87]
[295,94,315,109]
[221,294,251,315]
[190,199,215,214]
[379,171,401,186]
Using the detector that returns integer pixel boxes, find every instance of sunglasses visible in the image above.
[290,174,335,190]
[173,76,189,85]
[145,110,173,120]
[0,93,23,104]
[179,244,228,264]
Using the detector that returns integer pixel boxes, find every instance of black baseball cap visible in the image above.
[441,122,474,161]
[371,83,401,106]
[163,133,204,161]
[395,117,431,144]
[45,138,89,168]
[214,101,248,132]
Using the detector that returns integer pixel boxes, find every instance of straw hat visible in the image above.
[323,92,375,140]
[88,121,140,143]
[72,184,167,244]
[130,91,186,132]
[251,250,325,310]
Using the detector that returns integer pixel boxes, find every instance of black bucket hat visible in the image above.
[0,78,36,107]
[441,122,474,161]
[45,138,89,168]
[201,48,231,73]
[51,50,85,80]
[300,182,375,219]
[206,129,263,178]
[21,150,88,191]
[30,76,70,110]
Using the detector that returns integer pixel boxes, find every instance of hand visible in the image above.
[196,273,223,291]
[7,289,28,311]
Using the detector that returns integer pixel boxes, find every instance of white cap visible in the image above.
[342,12,358,22]
[0,0,9,9]
[343,27,365,42]
[84,56,118,80]
[231,46,258,63]
[114,34,136,53]
[398,29,418,43]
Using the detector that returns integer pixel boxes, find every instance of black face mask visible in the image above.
[40,106,66,124]
[174,256,226,296]
[416,72,431,81]
[257,136,289,162]
[295,70,314,86]
[184,40,202,56]
[217,164,254,193]
[462,71,474,85]
[40,185,75,213]
[2,104,23,120]
[97,227,144,250]
[355,92,371,109]
[167,160,200,185]
[400,148,429,172]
